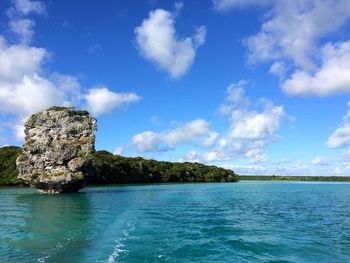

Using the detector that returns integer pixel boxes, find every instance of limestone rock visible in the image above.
[16,107,97,194]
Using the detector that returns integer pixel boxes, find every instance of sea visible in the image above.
[1,181,350,262]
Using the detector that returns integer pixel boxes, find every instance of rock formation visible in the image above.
[16,107,97,193]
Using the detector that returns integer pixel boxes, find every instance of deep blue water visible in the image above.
[1,181,350,262]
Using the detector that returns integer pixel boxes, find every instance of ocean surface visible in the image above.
[1,181,350,263]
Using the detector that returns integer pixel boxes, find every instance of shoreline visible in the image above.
[239,175,350,182]
[2,177,350,190]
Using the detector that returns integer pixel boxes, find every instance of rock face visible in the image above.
[16,107,97,193]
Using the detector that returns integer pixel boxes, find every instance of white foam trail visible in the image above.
[107,240,128,263]
[106,222,135,263]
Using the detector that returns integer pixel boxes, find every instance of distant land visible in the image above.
[1,146,350,187]
[240,175,350,182]
[0,146,238,186]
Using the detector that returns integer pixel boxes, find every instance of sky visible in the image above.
[1,0,350,176]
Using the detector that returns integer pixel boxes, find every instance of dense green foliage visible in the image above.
[46,106,89,116]
[0,146,22,185]
[46,106,74,111]
[88,151,239,184]
[240,175,350,182]
[0,147,238,186]
[3,146,350,186]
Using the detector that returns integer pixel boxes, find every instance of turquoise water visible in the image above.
[1,182,350,262]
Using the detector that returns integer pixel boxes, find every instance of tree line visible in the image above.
[0,147,239,186]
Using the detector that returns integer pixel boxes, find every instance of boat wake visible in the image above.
[106,222,136,263]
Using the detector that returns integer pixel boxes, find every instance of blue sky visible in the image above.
[1,0,350,175]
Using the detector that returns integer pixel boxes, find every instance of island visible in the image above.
[0,107,237,191]
[0,146,238,187]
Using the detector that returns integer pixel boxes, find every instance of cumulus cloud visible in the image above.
[310,156,330,166]
[131,119,213,153]
[328,124,350,149]
[216,0,350,97]
[0,0,140,143]
[243,0,350,70]
[135,7,206,78]
[84,87,140,117]
[325,102,350,175]
[228,105,285,140]
[131,131,163,153]
[180,150,230,163]
[282,41,350,96]
[121,80,288,166]
[0,36,46,81]
[223,82,286,141]
[183,81,287,164]
[327,102,350,149]
[0,74,65,116]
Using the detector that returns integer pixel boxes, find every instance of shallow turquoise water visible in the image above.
[1,181,350,262]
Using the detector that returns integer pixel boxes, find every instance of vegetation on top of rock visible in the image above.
[0,146,22,186]
[75,110,89,116]
[46,106,74,111]
[45,106,89,116]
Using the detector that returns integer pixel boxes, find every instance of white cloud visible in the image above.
[216,0,350,97]
[0,0,140,143]
[0,36,46,81]
[220,163,268,175]
[327,124,350,149]
[229,105,285,140]
[213,0,271,11]
[0,74,65,116]
[131,131,163,153]
[11,0,46,15]
[122,80,288,168]
[114,147,125,155]
[244,0,350,70]
[282,41,350,96]
[131,119,213,153]
[273,160,310,176]
[334,162,350,175]
[269,61,286,78]
[8,19,35,44]
[310,156,329,166]
[84,87,140,117]
[221,81,286,141]
[135,7,206,78]
[180,150,230,163]
[180,81,287,164]
[163,119,210,147]
[7,0,46,43]
[327,102,350,149]
[201,131,219,148]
